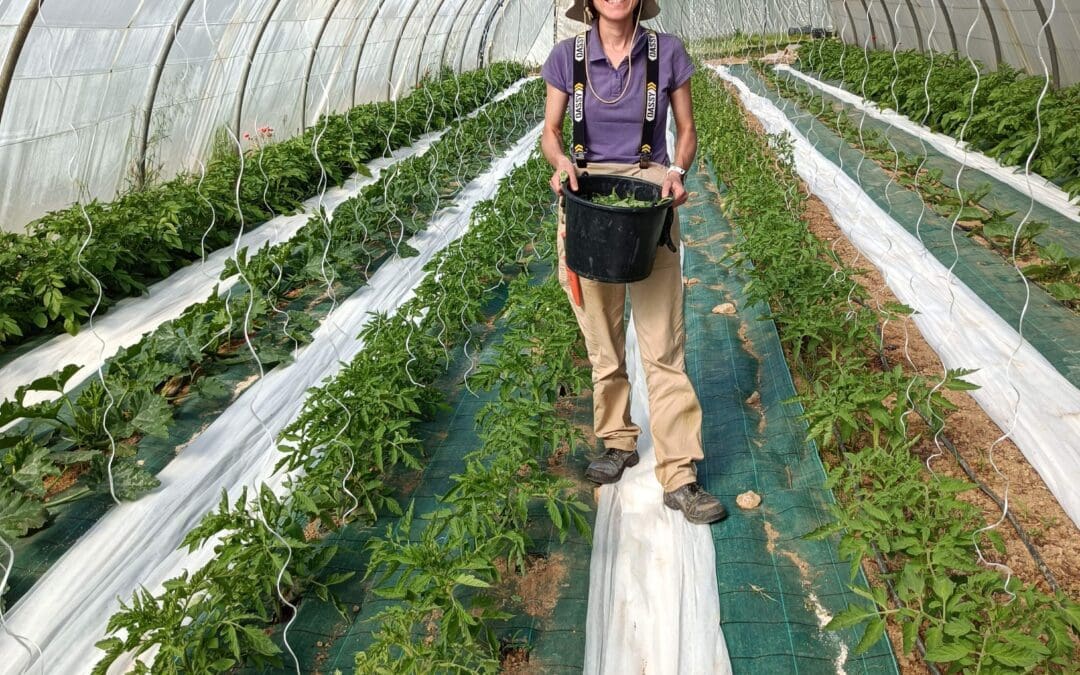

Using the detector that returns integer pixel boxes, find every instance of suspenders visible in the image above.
[571,29,660,170]
[641,30,659,169]
[572,34,588,168]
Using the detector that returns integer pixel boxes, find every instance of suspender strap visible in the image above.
[571,33,588,168]
[639,30,659,169]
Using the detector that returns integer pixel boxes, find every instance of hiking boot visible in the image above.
[663,482,728,524]
[585,448,640,484]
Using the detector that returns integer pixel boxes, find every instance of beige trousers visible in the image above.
[557,161,704,492]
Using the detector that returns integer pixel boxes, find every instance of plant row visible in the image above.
[0,80,546,555]
[798,40,1080,202]
[356,244,592,672]
[753,62,1080,309]
[0,63,526,347]
[687,31,810,60]
[92,144,564,674]
[694,66,1079,672]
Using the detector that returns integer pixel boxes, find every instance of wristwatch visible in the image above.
[667,164,687,176]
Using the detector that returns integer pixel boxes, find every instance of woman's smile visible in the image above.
[596,0,638,20]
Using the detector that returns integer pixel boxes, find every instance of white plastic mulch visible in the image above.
[712,64,1080,530]
[0,125,543,675]
[775,64,1080,223]
[0,78,535,410]
[584,311,733,674]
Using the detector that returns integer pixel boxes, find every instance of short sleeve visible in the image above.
[541,39,573,94]
[668,35,695,90]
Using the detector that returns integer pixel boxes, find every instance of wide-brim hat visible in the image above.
[566,0,661,23]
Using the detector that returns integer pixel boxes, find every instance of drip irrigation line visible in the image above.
[737,58,1060,595]
[867,316,1061,594]
[869,545,942,675]
[827,420,941,674]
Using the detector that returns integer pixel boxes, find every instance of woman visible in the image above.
[541,0,726,524]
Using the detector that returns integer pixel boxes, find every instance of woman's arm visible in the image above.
[542,83,579,195]
[662,80,697,207]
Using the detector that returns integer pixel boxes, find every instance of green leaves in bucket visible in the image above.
[590,187,654,209]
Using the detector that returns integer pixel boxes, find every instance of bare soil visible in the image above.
[43,462,90,499]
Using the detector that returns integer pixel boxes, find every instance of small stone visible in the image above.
[746,391,761,406]
[737,491,762,509]
[316,641,324,648]
[684,276,700,287]
[352,605,360,613]
[712,302,736,315]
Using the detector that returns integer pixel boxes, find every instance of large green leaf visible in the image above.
[0,491,49,538]
[87,457,160,501]
[125,390,173,439]
[3,438,60,497]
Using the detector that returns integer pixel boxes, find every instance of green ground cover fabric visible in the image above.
[244,277,595,674]
[776,70,1080,258]
[728,64,1080,388]
[681,162,898,673]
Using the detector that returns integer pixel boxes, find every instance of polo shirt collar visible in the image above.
[586,25,648,63]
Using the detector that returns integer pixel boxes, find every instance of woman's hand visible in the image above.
[550,156,579,196]
[662,170,688,207]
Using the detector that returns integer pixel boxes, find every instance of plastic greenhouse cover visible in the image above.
[489,0,555,66]
[0,0,194,229]
[0,76,534,411]
[775,64,1080,224]
[145,0,267,188]
[711,64,1080,530]
[0,124,543,674]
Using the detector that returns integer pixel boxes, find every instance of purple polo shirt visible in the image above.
[541,27,694,165]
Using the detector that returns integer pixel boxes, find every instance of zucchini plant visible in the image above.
[799,40,1080,204]
[755,62,1080,311]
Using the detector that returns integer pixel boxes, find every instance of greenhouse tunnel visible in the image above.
[1,0,1078,672]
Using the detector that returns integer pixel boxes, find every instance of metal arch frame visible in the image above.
[233,0,285,138]
[415,0,452,85]
[349,0,386,107]
[842,0,860,46]
[301,0,347,129]
[0,0,44,131]
[458,0,494,73]
[874,0,898,48]
[135,0,198,187]
[901,0,924,52]
[384,0,424,99]
[856,0,880,46]
[476,0,508,69]
[976,0,1003,67]
[931,0,960,53]
[1028,0,1061,88]
[440,0,481,70]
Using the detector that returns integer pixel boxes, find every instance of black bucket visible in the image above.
[563,174,675,283]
